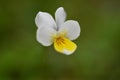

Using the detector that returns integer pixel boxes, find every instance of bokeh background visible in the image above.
[0,0,120,80]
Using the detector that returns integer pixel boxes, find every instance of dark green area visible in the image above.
[0,0,120,80]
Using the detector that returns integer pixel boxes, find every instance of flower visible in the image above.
[35,7,81,55]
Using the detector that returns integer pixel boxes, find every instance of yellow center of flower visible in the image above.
[54,36,77,55]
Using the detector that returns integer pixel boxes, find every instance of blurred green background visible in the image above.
[0,0,120,80]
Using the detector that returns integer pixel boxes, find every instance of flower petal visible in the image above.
[35,12,56,29]
[54,37,77,55]
[59,20,80,40]
[37,27,57,46]
[55,7,66,27]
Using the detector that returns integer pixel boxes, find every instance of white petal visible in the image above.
[55,7,66,27]
[35,12,56,29]
[37,27,57,46]
[59,20,80,40]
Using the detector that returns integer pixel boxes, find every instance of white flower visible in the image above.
[35,7,81,55]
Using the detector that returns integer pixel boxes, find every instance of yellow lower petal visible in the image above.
[54,37,77,55]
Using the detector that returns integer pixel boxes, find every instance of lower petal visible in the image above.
[54,37,77,55]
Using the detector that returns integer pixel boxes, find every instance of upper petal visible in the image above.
[59,20,80,40]
[55,7,66,27]
[37,26,57,46]
[35,12,56,29]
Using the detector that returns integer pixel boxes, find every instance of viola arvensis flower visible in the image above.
[35,7,81,55]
